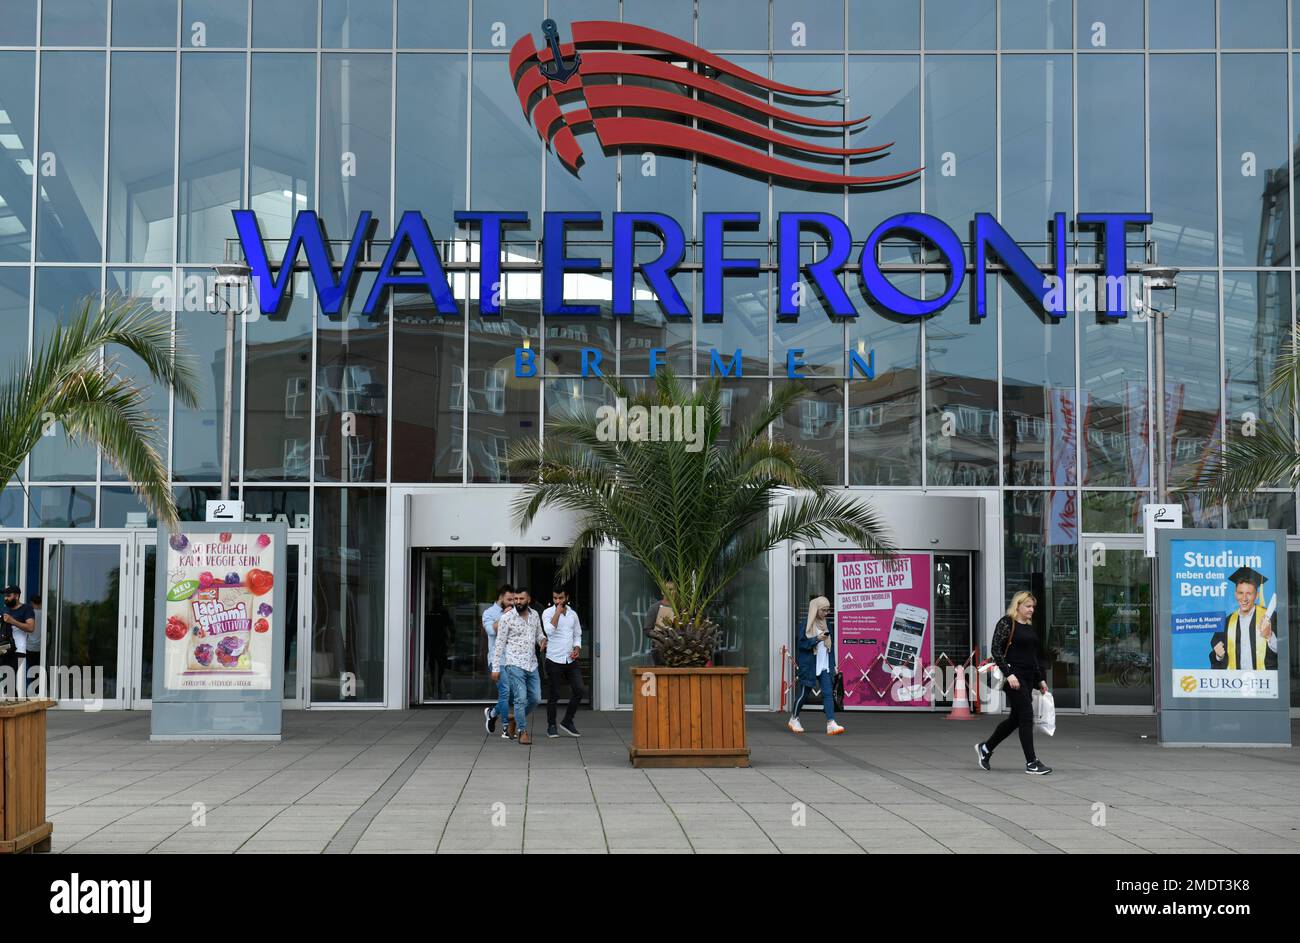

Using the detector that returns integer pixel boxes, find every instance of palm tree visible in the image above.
[507,371,894,666]
[1184,326,1300,501]
[0,296,199,525]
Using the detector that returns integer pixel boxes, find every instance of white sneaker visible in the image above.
[787,717,805,734]
[826,720,845,736]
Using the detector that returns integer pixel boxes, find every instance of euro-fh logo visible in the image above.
[510,19,919,188]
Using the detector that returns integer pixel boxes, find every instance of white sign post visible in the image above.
[1143,503,1183,557]
[206,499,244,523]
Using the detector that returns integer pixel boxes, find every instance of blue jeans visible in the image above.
[493,666,511,720]
[791,669,835,723]
[504,665,542,731]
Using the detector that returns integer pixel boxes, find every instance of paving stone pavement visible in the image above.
[40,709,1300,854]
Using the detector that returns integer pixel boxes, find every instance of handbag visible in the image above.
[989,620,1017,691]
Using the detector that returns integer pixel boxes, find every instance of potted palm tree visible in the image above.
[0,296,197,853]
[508,371,892,767]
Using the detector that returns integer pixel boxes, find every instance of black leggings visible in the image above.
[986,677,1037,763]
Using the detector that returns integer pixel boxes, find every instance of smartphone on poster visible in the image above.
[884,603,929,674]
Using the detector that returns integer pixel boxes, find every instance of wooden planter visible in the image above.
[629,666,749,768]
[0,698,53,854]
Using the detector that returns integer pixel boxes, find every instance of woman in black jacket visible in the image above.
[976,591,1052,775]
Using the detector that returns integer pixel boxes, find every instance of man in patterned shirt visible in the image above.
[491,589,547,744]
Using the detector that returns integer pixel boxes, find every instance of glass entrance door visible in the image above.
[1082,538,1153,711]
[417,551,506,702]
[44,537,129,709]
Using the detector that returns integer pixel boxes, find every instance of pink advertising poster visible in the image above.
[835,553,933,709]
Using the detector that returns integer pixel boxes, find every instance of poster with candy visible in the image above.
[834,552,933,710]
[161,530,276,690]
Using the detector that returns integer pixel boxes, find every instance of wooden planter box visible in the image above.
[629,666,749,768]
[0,698,53,854]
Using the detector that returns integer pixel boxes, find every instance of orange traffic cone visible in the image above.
[946,663,974,720]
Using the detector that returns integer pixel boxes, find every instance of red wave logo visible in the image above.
[510,20,920,188]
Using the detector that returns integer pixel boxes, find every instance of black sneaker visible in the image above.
[485,706,497,735]
[546,724,559,738]
[559,720,581,738]
[1025,759,1052,776]
[975,742,991,771]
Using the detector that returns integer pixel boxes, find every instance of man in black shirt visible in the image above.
[2,586,35,697]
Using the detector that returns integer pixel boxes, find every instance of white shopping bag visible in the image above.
[1032,689,1056,737]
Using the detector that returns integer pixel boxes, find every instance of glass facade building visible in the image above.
[1,0,1298,712]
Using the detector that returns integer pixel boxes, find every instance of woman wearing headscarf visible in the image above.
[788,596,845,735]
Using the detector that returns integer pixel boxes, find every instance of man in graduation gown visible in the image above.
[1209,567,1278,671]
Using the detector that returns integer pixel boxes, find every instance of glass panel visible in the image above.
[1081,296,1149,487]
[467,278,537,483]
[621,271,692,376]
[1177,490,1223,528]
[848,0,919,49]
[0,268,29,380]
[471,0,541,50]
[924,0,993,49]
[1077,54,1143,253]
[547,0,619,38]
[712,553,769,705]
[774,382,843,484]
[0,488,22,526]
[311,486,385,703]
[1149,55,1217,267]
[250,52,316,242]
[106,269,172,481]
[926,284,998,487]
[1001,0,1071,49]
[283,542,298,699]
[848,274,921,485]
[315,272,388,482]
[398,0,468,48]
[392,289,464,483]
[697,270,768,379]
[847,54,920,225]
[178,52,245,263]
[1159,272,1221,495]
[1149,0,1214,48]
[1002,292,1075,486]
[108,52,176,263]
[182,0,246,47]
[1220,0,1286,48]
[620,0,693,40]
[924,55,994,234]
[1076,0,1143,48]
[1224,271,1290,485]
[113,0,179,46]
[1082,490,1144,533]
[253,0,318,48]
[48,543,119,701]
[0,52,36,261]
[42,0,108,45]
[772,0,843,50]
[320,53,391,238]
[468,53,539,242]
[140,543,155,699]
[0,0,38,44]
[1221,55,1289,267]
[36,51,106,263]
[395,53,466,239]
[1226,491,1297,532]
[173,267,243,480]
[30,487,96,526]
[244,282,312,481]
[618,554,655,704]
[242,486,310,527]
[1090,547,1153,707]
[932,554,972,704]
[173,484,222,520]
[31,267,100,481]
[1005,490,1080,709]
[322,0,390,48]
[100,486,157,526]
[698,0,767,49]
[1000,55,1073,252]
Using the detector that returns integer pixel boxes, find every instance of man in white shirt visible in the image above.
[1210,567,1279,671]
[491,590,546,745]
[482,584,516,737]
[542,588,586,738]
